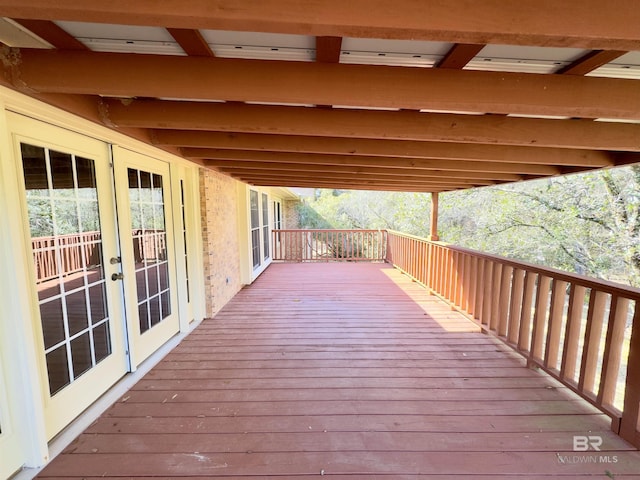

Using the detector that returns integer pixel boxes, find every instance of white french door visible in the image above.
[11,114,128,439]
[0,355,23,478]
[113,147,180,367]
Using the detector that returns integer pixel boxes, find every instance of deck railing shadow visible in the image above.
[273,228,640,448]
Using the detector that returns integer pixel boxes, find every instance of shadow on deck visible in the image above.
[38,263,640,478]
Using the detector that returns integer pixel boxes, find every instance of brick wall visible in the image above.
[284,199,301,229]
[199,169,243,317]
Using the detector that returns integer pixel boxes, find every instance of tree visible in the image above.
[293,165,640,287]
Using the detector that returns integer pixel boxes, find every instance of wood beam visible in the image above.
[227,174,470,191]
[225,171,486,187]
[238,180,451,193]
[151,130,614,167]
[206,160,523,181]
[186,148,561,175]
[6,48,640,120]
[102,100,640,152]
[1,1,639,50]
[166,28,214,57]
[316,36,342,63]
[437,43,484,69]
[558,50,628,75]
[11,18,87,50]
[216,167,500,185]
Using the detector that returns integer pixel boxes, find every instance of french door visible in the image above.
[12,117,181,443]
[113,147,179,367]
[12,114,128,439]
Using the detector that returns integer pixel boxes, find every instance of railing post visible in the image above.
[619,303,640,447]
[429,192,439,241]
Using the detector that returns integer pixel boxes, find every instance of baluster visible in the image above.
[544,279,569,372]
[489,262,503,333]
[619,303,640,446]
[508,268,525,345]
[561,284,587,384]
[530,275,552,365]
[481,261,494,328]
[598,296,630,409]
[497,265,513,337]
[517,271,537,353]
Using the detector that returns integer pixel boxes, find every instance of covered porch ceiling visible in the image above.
[0,1,639,193]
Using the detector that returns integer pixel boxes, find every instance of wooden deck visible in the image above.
[38,263,640,479]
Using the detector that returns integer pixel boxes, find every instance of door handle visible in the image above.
[111,272,124,281]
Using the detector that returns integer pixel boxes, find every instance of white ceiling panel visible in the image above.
[0,17,52,48]
[200,30,314,48]
[342,38,452,55]
[478,45,587,63]
[200,30,314,61]
[587,65,640,80]
[212,44,314,61]
[609,51,640,65]
[339,51,438,67]
[464,58,561,74]
[55,21,175,41]
[54,21,183,55]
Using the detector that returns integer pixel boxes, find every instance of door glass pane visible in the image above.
[262,193,269,260]
[180,180,190,303]
[21,143,112,396]
[128,168,172,334]
[250,190,260,268]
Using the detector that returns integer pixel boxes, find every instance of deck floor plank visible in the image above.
[38,263,640,478]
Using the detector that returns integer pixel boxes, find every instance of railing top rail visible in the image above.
[274,229,385,233]
[386,229,640,300]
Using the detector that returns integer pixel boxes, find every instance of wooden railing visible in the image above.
[272,229,387,262]
[386,230,640,448]
[31,231,102,283]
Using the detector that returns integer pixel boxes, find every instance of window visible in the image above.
[274,201,282,230]
[262,193,269,260]
[250,190,260,268]
[179,180,190,303]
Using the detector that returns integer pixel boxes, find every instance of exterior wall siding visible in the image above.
[199,168,243,317]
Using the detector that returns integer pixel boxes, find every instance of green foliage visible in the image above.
[296,165,640,287]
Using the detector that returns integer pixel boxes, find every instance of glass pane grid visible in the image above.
[22,143,112,396]
[180,180,190,303]
[128,168,172,335]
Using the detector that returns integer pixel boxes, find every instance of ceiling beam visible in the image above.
[437,43,485,69]
[151,130,614,167]
[207,160,523,181]
[225,170,488,186]
[184,148,561,175]
[227,175,472,191]
[11,18,87,50]
[1,1,639,50]
[5,49,640,120]
[103,100,640,152]
[557,50,628,76]
[237,179,451,193]
[316,36,342,63]
[166,28,215,57]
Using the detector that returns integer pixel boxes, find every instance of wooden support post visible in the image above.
[619,303,640,447]
[430,192,440,241]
